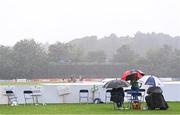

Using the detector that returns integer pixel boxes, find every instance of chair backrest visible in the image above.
[105,89,112,98]
[6,90,14,94]
[124,89,131,93]
[24,90,33,94]
[106,89,112,93]
[23,90,33,99]
[105,89,112,103]
[138,89,146,98]
[124,89,145,101]
[79,89,88,93]
[5,90,15,96]
[125,89,145,94]
[79,89,89,97]
[139,89,145,92]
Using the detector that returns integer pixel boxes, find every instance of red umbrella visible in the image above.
[121,69,144,81]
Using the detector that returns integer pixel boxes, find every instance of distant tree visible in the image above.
[171,48,180,77]
[12,39,48,79]
[145,45,178,77]
[48,42,72,63]
[112,45,137,64]
[0,46,14,79]
[70,46,84,63]
[86,50,106,63]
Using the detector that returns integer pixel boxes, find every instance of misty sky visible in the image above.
[0,0,180,46]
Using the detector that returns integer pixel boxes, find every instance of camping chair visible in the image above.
[79,89,89,103]
[105,89,112,103]
[23,90,34,104]
[124,89,145,110]
[5,90,18,105]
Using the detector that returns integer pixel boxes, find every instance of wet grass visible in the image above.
[0,102,179,115]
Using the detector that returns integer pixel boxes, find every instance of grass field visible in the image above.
[0,102,179,115]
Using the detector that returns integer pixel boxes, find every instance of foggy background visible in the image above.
[0,0,180,79]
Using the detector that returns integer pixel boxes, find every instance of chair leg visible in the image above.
[24,98,27,105]
[130,101,132,109]
[122,102,125,109]
[32,96,35,104]
[79,97,89,104]
[113,103,116,110]
[7,96,10,105]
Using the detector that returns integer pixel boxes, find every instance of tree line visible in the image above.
[0,33,180,79]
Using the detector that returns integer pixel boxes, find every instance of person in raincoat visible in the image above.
[130,75,142,100]
[131,79,140,90]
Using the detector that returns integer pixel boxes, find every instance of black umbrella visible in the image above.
[103,80,130,89]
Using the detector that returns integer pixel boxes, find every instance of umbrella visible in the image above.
[103,80,130,88]
[121,69,144,81]
[137,75,164,87]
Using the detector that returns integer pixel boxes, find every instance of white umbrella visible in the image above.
[137,75,164,87]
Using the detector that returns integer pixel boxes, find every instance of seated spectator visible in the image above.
[110,87,124,108]
[145,86,168,110]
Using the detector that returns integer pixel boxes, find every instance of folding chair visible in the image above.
[105,89,112,103]
[5,90,18,105]
[79,89,89,103]
[124,89,145,110]
[23,90,34,104]
[139,89,146,103]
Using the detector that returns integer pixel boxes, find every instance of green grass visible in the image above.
[0,102,179,115]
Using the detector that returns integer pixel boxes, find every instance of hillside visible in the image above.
[69,32,180,59]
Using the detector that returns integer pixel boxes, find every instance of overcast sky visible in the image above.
[0,0,180,46]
